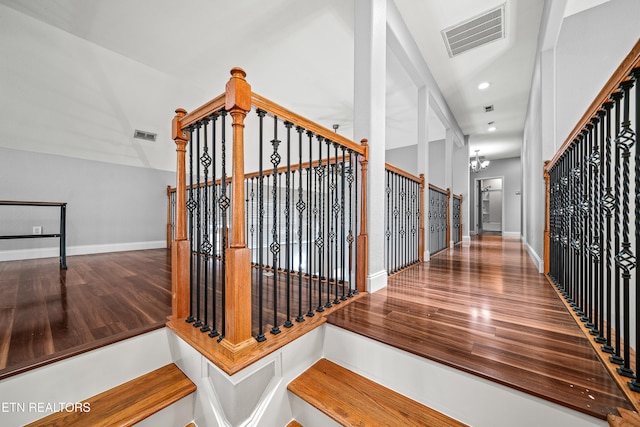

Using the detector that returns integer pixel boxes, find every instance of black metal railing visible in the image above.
[181,110,231,339]
[175,109,366,342]
[246,111,363,341]
[452,194,462,245]
[546,64,639,391]
[384,164,423,275]
[428,185,449,256]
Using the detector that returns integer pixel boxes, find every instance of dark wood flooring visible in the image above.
[1,239,634,421]
[0,249,171,379]
[327,235,634,420]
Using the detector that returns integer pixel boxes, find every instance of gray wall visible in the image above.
[0,147,174,258]
[385,145,417,175]
[468,157,521,236]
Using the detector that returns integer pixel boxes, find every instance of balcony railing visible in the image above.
[384,163,424,275]
[168,68,368,369]
[544,40,640,403]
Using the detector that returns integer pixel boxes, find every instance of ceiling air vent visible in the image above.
[484,105,494,112]
[133,129,157,142]
[441,4,505,58]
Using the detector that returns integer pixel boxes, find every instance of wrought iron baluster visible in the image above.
[601,100,615,353]
[629,67,640,391]
[315,135,324,313]
[332,143,341,305]
[307,131,315,317]
[614,79,636,378]
[200,118,212,333]
[325,138,333,309]
[218,110,228,342]
[296,126,306,323]
[340,146,347,300]
[186,125,196,324]
[284,122,293,328]
[256,109,266,342]
[208,113,220,338]
[270,116,282,335]
[347,151,355,297]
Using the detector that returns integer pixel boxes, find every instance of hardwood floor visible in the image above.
[327,235,634,420]
[0,249,171,379]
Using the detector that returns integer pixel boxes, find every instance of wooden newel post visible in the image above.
[224,67,253,347]
[172,108,191,319]
[543,160,551,275]
[356,139,369,293]
[419,174,425,262]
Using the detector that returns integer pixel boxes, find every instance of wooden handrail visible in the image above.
[547,38,640,170]
[251,93,366,156]
[428,183,448,195]
[385,162,421,183]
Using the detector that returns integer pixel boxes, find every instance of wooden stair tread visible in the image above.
[26,363,196,427]
[609,408,640,427]
[288,358,467,427]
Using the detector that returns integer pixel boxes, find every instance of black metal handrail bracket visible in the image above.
[0,200,67,269]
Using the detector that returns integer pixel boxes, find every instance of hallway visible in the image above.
[327,235,633,420]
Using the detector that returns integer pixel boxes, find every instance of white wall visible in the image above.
[428,139,446,189]
[522,0,640,271]
[385,145,417,175]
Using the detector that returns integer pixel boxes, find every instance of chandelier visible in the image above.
[470,150,490,173]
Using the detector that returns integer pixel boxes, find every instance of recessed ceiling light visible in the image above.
[488,126,497,132]
[478,82,491,90]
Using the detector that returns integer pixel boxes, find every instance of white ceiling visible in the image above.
[1,0,594,166]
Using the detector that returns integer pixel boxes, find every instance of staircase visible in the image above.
[26,363,195,426]
[288,358,466,426]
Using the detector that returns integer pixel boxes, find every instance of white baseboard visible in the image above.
[0,240,166,262]
[525,242,544,273]
[367,269,388,294]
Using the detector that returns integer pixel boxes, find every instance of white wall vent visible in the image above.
[133,129,157,142]
[441,4,505,58]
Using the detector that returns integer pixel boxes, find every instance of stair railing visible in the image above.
[383,163,424,275]
[544,39,640,403]
[171,68,368,355]
[452,193,462,245]
[428,184,450,256]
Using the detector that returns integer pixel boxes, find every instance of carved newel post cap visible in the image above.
[226,67,251,112]
[230,67,247,79]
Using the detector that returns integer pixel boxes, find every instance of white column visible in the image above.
[445,128,454,247]
[354,0,387,292]
[417,86,430,261]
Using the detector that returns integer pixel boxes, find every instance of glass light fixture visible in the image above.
[470,150,490,173]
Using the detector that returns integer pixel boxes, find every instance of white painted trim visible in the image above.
[367,269,388,293]
[503,231,521,238]
[462,235,471,243]
[0,329,173,426]
[0,240,166,262]
[525,241,544,273]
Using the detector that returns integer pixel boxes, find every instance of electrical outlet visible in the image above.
[33,226,42,235]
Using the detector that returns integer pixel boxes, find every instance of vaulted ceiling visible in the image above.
[0,0,609,169]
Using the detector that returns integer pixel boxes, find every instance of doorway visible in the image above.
[476,177,503,235]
